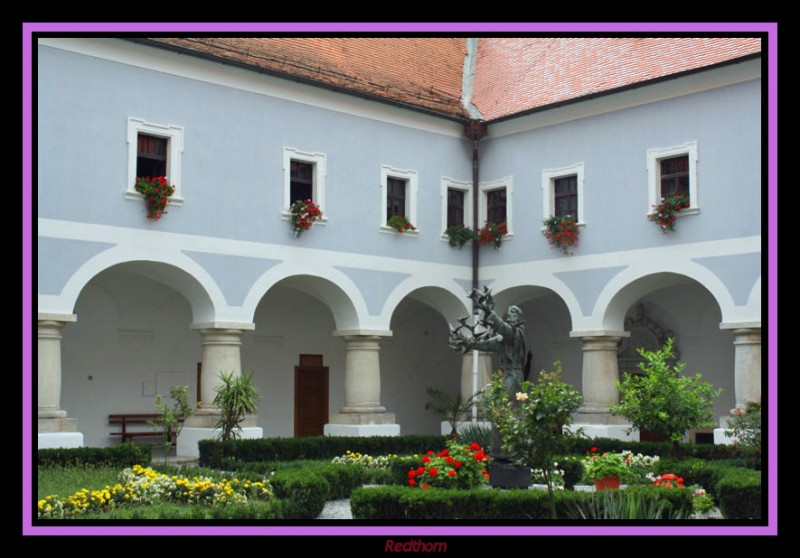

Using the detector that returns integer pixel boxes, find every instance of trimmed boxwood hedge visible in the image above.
[717,469,762,519]
[38,444,152,468]
[570,438,760,465]
[199,435,449,468]
[269,469,330,519]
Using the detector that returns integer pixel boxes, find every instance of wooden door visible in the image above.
[294,355,329,437]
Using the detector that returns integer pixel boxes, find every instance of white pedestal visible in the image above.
[38,432,84,449]
[567,423,639,442]
[324,423,400,437]
[177,426,263,458]
[713,428,735,445]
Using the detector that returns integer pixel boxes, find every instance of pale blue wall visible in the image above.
[37,45,472,268]
[478,78,762,266]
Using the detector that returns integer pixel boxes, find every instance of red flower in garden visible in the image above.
[448,470,456,477]
[470,443,480,451]
[422,456,430,464]
[416,467,425,476]
[428,468,438,477]
[408,479,416,487]
[422,484,430,489]
[454,461,462,468]
[408,470,416,479]
[438,449,449,458]
[444,456,454,464]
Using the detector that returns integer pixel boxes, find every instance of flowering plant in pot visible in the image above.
[477,221,507,249]
[691,487,715,516]
[652,472,685,488]
[407,438,490,489]
[444,225,479,248]
[542,214,579,255]
[289,199,323,236]
[648,193,690,233]
[134,176,175,221]
[583,449,627,490]
[387,214,416,233]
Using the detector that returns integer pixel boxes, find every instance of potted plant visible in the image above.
[648,193,690,233]
[444,225,479,248]
[583,450,628,490]
[476,221,507,249]
[691,487,715,519]
[387,214,416,233]
[542,214,580,255]
[134,176,175,221]
[289,199,323,236]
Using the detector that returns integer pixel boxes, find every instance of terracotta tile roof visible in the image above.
[141,38,761,122]
[471,38,762,120]
[144,38,469,118]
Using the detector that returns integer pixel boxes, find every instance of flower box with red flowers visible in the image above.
[289,199,324,237]
[386,214,416,234]
[477,221,507,249]
[648,193,690,233]
[134,176,176,221]
[542,214,580,255]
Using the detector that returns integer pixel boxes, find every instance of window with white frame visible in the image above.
[380,165,418,233]
[440,177,472,235]
[479,177,513,236]
[541,163,585,223]
[282,147,327,221]
[647,141,699,215]
[126,117,184,203]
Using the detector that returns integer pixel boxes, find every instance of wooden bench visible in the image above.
[109,413,183,444]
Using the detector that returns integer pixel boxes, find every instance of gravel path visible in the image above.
[317,498,353,519]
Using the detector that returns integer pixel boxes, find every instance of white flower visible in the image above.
[515,392,529,402]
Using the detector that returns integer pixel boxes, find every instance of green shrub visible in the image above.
[78,500,285,520]
[38,444,151,468]
[558,455,585,489]
[199,435,448,468]
[269,469,329,519]
[718,469,762,519]
[568,488,689,520]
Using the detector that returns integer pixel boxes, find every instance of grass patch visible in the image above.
[38,466,124,501]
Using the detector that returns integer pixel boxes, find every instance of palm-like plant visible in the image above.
[213,371,259,442]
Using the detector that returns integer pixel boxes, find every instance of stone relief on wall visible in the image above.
[617,303,680,377]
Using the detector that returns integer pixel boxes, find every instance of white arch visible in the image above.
[51,245,224,324]
[241,262,369,332]
[488,274,585,331]
[380,276,472,329]
[596,262,739,332]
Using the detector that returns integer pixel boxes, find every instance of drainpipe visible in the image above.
[464,119,487,423]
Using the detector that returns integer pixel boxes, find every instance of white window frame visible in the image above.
[282,147,328,225]
[440,177,473,240]
[126,117,184,204]
[541,162,585,225]
[478,176,513,238]
[380,164,418,235]
[646,141,700,217]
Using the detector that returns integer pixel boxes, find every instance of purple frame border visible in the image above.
[23,21,777,538]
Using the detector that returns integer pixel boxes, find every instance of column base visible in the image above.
[714,428,736,445]
[566,423,639,442]
[324,423,400,437]
[38,417,79,432]
[38,432,84,449]
[177,426,263,458]
[572,410,629,425]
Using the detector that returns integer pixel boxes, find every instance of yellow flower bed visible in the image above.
[38,464,272,519]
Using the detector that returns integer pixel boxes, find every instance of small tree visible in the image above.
[424,387,478,437]
[213,370,259,442]
[151,385,194,464]
[480,362,583,519]
[611,338,722,458]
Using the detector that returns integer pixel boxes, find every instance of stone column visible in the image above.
[195,328,244,415]
[460,351,492,407]
[569,332,636,441]
[732,328,761,409]
[715,324,761,444]
[181,324,261,457]
[326,332,399,436]
[38,314,82,448]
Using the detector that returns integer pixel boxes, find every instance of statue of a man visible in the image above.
[449,287,527,401]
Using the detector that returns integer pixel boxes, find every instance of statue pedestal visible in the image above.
[489,461,530,489]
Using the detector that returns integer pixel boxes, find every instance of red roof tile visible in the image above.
[472,38,762,120]
[142,38,761,122]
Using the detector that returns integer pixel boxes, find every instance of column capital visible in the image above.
[38,313,77,324]
[333,329,393,338]
[190,321,255,332]
[569,330,630,340]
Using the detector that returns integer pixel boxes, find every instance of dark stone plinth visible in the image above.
[489,460,531,489]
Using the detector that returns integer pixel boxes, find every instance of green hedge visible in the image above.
[571,438,759,463]
[718,469,762,519]
[199,435,448,468]
[269,469,330,519]
[38,444,152,468]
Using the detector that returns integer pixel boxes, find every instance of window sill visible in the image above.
[380,225,419,237]
[645,207,700,219]
[281,212,329,226]
[125,191,184,206]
